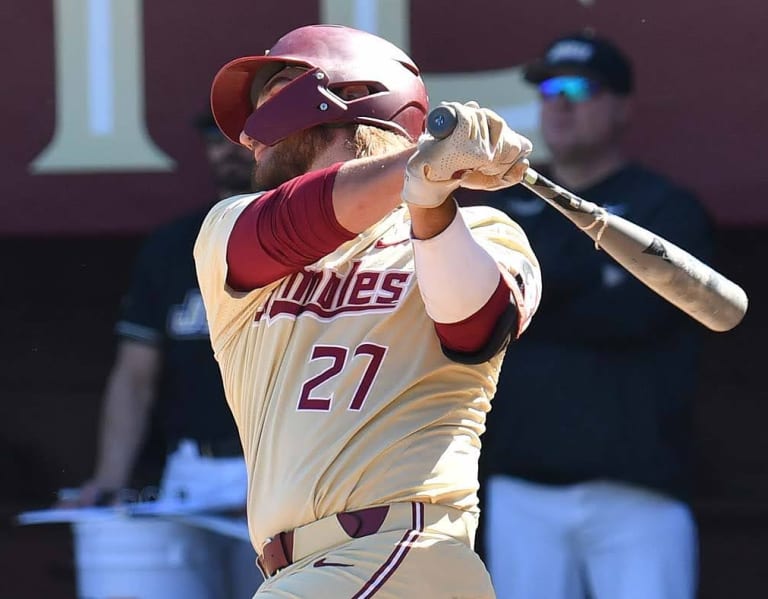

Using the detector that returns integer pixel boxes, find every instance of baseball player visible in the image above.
[195,24,541,598]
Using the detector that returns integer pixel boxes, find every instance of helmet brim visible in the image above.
[210,55,308,144]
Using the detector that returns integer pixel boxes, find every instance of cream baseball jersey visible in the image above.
[194,193,540,551]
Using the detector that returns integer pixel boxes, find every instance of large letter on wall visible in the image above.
[320,0,547,160]
[31,0,174,173]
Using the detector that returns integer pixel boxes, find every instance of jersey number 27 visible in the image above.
[297,343,387,412]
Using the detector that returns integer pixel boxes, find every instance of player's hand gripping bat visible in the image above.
[426,105,748,332]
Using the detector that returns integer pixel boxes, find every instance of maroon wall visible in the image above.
[3,0,768,235]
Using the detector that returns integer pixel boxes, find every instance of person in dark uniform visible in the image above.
[59,113,263,598]
[473,32,713,599]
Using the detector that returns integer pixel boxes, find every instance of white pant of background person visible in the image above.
[484,476,698,599]
[73,439,263,599]
[159,439,263,598]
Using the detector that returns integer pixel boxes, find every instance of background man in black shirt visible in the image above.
[59,113,263,598]
[473,31,712,599]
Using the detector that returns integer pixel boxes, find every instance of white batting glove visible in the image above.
[402,101,533,208]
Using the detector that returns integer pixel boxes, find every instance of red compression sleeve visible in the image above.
[434,278,513,353]
[226,163,355,290]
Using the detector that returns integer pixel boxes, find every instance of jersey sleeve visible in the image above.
[226,163,353,290]
[194,193,280,355]
[114,234,167,345]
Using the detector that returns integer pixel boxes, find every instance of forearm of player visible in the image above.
[408,193,458,240]
[91,342,159,491]
[333,146,415,233]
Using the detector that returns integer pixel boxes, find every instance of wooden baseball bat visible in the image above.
[426,105,748,332]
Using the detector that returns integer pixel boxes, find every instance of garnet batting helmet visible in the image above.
[210,24,429,146]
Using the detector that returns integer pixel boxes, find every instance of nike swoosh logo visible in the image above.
[374,238,409,249]
[313,557,354,568]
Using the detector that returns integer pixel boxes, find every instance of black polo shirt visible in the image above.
[116,208,238,448]
[478,163,713,501]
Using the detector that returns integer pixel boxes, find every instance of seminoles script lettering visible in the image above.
[261,261,412,321]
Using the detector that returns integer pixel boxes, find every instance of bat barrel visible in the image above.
[597,214,749,332]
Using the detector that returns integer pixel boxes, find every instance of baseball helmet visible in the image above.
[210,24,429,146]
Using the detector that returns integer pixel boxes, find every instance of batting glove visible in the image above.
[402,101,533,208]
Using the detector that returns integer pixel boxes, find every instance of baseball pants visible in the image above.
[484,476,697,599]
[255,502,495,598]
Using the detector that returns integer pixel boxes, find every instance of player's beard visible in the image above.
[251,126,336,191]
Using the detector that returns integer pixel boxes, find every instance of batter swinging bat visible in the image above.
[427,105,748,332]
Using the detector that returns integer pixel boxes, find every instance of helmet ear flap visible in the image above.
[243,67,346,146]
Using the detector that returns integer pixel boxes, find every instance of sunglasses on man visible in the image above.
[539,76,601,102]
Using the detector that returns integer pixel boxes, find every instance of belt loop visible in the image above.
[337,505,389,537]
[259,531,295,578]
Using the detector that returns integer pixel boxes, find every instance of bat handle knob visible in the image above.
[426,105,458,139]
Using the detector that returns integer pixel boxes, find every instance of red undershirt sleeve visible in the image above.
[226,163,355,290]
[434,278,517,356]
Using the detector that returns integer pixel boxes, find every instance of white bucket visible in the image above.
[72,517,226,599]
